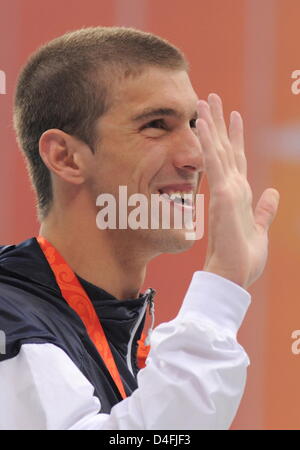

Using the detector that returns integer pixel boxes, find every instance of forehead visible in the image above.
[107,67,198,121]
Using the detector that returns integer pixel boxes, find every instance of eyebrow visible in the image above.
[131,107,198,123]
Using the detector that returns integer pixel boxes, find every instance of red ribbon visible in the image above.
[37,236,128,399]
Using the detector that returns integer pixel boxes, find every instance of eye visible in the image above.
[141,119,167,130]
[189,118,197,128]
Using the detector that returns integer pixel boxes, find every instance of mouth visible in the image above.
[157,184,195,209]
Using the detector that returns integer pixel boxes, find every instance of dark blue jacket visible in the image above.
[0,237,153,413]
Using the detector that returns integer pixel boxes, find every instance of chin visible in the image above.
[166,236,196,254]
[149,228,197,254]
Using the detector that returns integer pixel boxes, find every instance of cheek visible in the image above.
[92,137,170,194]
[91,144,124,177]
[97,136,137,171]
[130,142,170,187]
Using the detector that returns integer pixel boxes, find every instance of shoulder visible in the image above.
[0,272,80,363]
[0,238,86,364]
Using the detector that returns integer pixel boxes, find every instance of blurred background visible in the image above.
[0,0,299,429]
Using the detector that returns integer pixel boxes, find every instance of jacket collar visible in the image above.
[0,237,59,292]
[0,237,153,376]
[0,237,149,318]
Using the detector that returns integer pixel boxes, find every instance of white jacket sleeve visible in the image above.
[0,271,250,430]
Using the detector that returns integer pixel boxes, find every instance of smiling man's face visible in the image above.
[88,66,204,257]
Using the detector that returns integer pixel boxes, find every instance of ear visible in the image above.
[39,129,89,185]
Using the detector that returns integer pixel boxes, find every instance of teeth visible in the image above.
[170,192,184,204]
[159,190,193,206]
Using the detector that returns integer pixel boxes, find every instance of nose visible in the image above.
[171,126,203,173]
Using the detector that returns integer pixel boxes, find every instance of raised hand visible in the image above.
[197,93,279,289]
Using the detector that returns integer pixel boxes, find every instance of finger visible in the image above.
[198,100,222,146]
[254,188,280,233]
[197,100,230,174]
[207,93,235,168]
[229,111,247,176]
[207,94,229,143]
[198,98,225,143]
[196,118,224,187]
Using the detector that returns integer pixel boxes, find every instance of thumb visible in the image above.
[254,188,280,233]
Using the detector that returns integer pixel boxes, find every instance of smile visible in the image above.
[157,184,196,208]
[158,190,193,207]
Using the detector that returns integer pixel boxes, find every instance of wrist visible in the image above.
[203,265,248,289]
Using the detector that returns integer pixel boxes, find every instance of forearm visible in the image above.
[0,272,250,430]
[104,271,250,430]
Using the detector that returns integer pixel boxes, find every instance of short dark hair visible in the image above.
[13,26,188,220]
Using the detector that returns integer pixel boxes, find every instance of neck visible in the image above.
[39,207,149,300]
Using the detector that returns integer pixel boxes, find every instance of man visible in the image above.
[0,26,279,429]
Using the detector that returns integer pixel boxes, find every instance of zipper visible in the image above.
[126,287,156,376]
[144,288,155,346]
